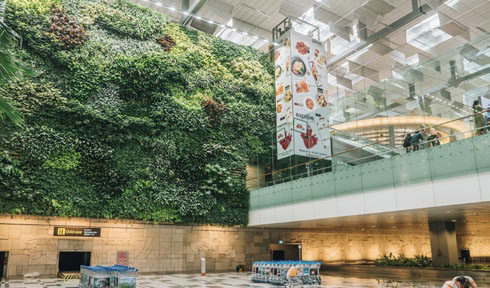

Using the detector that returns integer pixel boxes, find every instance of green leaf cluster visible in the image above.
[375,253,490,270]
[0,0,275,225]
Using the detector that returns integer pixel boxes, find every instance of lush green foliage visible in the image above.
[0,0,28,125]
[375,253,490,270]
[0,0,274,225]
[375,253,432,268]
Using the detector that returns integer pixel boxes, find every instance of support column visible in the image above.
[388,125,395,149]
[428,221,459,265]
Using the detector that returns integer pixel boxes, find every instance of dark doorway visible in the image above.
[0,251,7,279]
[270,244,300,261]
[272,250,285,261]
[461,249,471,263]
[58,252,91,273]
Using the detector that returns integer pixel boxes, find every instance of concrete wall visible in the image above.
[0,215,489,278]
[273,230,432,263]
[0,215,270,278]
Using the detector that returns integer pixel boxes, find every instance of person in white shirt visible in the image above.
[442,276,478,288]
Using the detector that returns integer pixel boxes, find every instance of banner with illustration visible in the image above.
[275,30,331,160]
[275,32,294,159]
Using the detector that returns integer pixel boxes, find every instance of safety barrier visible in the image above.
[80,264,138,288]
[251,260,322,286]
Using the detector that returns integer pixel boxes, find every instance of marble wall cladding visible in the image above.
[0,215,488,278]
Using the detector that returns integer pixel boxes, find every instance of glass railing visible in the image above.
[247,32,490,191]
[249,121,490,210]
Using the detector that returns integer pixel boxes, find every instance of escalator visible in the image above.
[331,128,399,166]
[264,129,400,185]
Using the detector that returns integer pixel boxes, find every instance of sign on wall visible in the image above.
[117,251,129,265]
[53,227,101,237]
[275,30,331,160]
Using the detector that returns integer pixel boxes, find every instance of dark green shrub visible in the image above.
[375,254,489,270]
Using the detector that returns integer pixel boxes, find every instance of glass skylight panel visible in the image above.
[445,0,460,8]
[331,37,360,55]
[406,14,452,51]
[462,58,481,73]
[462,58,490,82]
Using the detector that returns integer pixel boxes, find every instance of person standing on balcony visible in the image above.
[410,130,423,151]
[473,100,487,135]
[484,103,490,131]
[427,127,440,147]
[403,133,412,153]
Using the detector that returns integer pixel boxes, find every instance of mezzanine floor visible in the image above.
[0,272,463,287]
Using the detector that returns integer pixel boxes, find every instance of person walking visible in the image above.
[473,100,487,135]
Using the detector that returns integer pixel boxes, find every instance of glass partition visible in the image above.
[248,33,490,190]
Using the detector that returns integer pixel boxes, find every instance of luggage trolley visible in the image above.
[251,260,322,286]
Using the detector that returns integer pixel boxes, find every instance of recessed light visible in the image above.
[446,211,451,213]
[451,219,456,222]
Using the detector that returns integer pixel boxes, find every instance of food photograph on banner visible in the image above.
[275,33,294,160]
[275,29,331,161]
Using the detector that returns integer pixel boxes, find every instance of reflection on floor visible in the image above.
[0,272,454,287]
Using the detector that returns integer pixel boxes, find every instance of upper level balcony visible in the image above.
[247,33,490,227]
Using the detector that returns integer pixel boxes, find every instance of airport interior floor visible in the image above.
[0,272,460,287]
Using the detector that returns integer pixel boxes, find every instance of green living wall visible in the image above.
[0,0,274,225]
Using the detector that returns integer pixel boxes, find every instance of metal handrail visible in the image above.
[262,110,487,179]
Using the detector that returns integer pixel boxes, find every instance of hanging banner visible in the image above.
[275,32,294,159]
[275,30,331,160]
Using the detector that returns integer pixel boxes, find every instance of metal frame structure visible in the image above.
[272,17,320,42]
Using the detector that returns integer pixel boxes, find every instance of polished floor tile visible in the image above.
[0,272,457,287]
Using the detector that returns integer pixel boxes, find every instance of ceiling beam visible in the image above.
[181,0,208,26]
[327,0,432,69]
